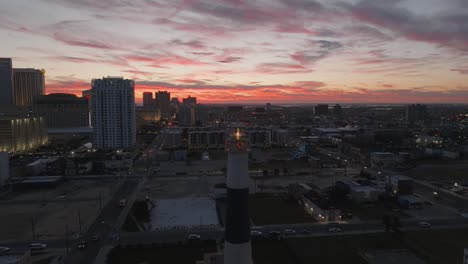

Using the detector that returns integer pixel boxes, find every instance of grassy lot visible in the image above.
[406,228,468,264]
[107,241,217,264]
[253,228,468,264]
[289,233,404,264]
[249,193,315,225]
[404,162,468,182]
[345,204,410,221]
[252,240,297,264]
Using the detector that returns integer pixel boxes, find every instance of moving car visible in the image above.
[283,229,296,235]
[268,231,281,239]
[250,230,263,237]
[119,199,127,207]
[0,247,11,253]
[188,234,201,241]
[417,221,431,228]
[328,227,342,232]
[78,240,87,249]
[29,243,47,250]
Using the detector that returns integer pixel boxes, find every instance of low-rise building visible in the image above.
[0,115,48,153]
[371,152,398,168]
[0,152,9,186]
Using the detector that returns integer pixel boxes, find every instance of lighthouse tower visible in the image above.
[224,127,253,264]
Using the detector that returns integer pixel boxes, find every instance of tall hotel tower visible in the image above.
[92,77,136,150]
[13,68,45,109]
[224,127,253,264]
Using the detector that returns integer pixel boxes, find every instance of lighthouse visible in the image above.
[224,127,253,264]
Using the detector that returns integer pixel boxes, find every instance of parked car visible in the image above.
[92,235,100,241]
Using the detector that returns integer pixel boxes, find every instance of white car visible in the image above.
[29,243,47,250]
[328,227,342,232]
[0,247,11,253]
[250,230,263,237]
[188,234,201,240]
[417,222,431,228]
[283,229,296,235]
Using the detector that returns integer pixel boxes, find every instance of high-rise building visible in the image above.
[0,58,13,106]
[82,89,93,126]
[406,104,426,124]
[333,104,342,115]
[142,92,154,109]
[33,93,89,128]
[92,77,136,150]
[0,152,9,187]
[155,91,171,119]
[0,115,48,153]
[183,95,197,105]
[12,68,45,109]
[315,104,329,115]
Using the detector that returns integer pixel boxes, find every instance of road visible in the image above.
[64,179,139,264]
[118,217,468,245]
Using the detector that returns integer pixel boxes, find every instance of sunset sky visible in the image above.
[1,0,468,104]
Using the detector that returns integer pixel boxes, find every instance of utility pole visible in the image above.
[31,216,36,241]
[65,224,69,255]
[99,192,102,211]
[77,211,82,236]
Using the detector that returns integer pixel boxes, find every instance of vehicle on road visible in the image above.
[301,229,311,234]
[78,240,87,249]
[92,235,100,241]
[29,243,47,250]
[188,234,201,241]
[417,221,431,228]
[0,247,11,253]
[119,199,127,207]
[268,231,281,239]
[250,230,263,237]
[328,227,342,232]
[283,229,296,235]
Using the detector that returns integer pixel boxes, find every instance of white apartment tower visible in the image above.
[92,77,136,150]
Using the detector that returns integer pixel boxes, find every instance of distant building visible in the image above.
[188,127,225,149]
[406,104,426,124]
[333,104,342,115]
[183,95,197,105]
[92,77,136,150]
[315,104,329,115]
[161,127,182,149]
[0,115,48,153]
[171,97,180,106]
[13,68,45,109]
[142,92,154,109]
[0,152,9,187]
[155,91,171,119]
[0,58,13,106]
[33,93,89,128]
[82,89,93,125]
[371,152,398,168]
[245,127,271,148]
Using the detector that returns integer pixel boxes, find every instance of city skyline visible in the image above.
[1,0,468,104]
